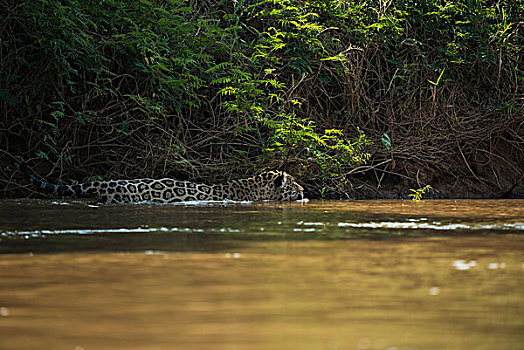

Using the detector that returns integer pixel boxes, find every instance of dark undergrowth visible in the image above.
[1,0,522,199]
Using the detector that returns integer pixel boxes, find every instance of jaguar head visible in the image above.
[271,171,304,201]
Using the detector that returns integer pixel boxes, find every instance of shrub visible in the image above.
[1,0,522,198]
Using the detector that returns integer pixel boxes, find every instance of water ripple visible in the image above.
[1,227,205,237]
[2,221,523,239]
[337,221,524,231]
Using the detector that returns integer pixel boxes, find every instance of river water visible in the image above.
[0,199,523,350]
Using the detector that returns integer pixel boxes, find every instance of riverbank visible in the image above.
[1,1,522,199]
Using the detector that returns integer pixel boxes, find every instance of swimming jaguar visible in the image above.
[20,164,304,204]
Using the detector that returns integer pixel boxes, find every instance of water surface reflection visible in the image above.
[0,199,523,350]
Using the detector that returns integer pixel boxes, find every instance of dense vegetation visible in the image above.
[1,0,522,198]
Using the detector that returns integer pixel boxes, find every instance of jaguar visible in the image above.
[20,164,304,204]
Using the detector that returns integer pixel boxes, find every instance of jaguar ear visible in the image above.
[274,172,287,188]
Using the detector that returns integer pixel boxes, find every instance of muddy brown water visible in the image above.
[0,199,523,350]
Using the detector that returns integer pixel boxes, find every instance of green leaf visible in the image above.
[381,133,392,150]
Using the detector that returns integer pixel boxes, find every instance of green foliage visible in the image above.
[381,133,392,151]
[265,114,370,176]
[1,0,227,169]
[409,185,433,202]
[210,0,373,177]
[1,0,522,197]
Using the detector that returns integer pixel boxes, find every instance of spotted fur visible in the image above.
[21,165,304,204]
